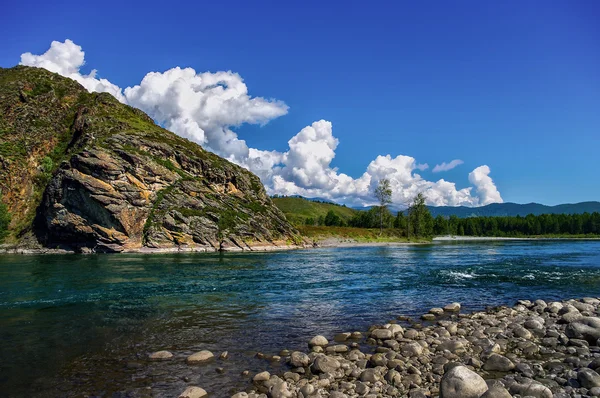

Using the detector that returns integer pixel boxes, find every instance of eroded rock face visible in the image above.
[0,67,299,252]
[38,135,298,252]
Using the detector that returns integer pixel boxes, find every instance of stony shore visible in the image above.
[171,297,600,398]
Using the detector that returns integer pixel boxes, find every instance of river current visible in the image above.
[1,240,599,397]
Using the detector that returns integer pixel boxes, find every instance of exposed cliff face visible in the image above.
[0,66,300,252]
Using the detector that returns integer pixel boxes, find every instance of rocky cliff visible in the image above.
[0,66,301,252]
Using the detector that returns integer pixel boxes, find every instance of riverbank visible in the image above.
[434,235,600,242]
[178,296,600,398]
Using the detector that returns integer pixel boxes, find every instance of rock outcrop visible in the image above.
[0,66,300,252]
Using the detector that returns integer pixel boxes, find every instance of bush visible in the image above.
[0,195,11,242]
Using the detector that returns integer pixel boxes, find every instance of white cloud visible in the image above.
[432,159,464,173]
[19,40,504,208]
[123,67,289,160]
[20,39,126,103]
[468,165,503,205]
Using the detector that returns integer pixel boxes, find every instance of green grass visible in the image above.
[272,197,357,226]
[298,225,430,243]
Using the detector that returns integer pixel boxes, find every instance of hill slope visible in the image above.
[272,197,357,226]
[428,202,600,218]
[0,66,299,252]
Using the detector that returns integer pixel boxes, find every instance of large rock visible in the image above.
[360,368,381,383]
[289,351,310,367]
[178,386,208,398]
[311,356,341,374]
[444,303,461,312]
[253,371,271,382]
[440,365,488,398]
[566,317,600,344]
[578,368,600,388]
[149,350,173,360]
[507,379,552,398]
[480,385,512,398]
[371,328,393,339]
[269,380,292,398]
[482,354,515,372]
[0,66,299,252]
[186,350,214,363]
[402,342,424,357]
[308,335,329,347]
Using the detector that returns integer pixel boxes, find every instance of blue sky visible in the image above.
[1,0,599,206]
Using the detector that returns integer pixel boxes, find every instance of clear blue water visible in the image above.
[1,240,600,397]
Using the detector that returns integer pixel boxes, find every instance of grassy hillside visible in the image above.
[272,197,357,226]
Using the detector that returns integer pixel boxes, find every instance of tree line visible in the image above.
[434,212,600,237]
[302,177,600,238]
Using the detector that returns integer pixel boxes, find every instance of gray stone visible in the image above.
[507,379,552,398]
[308,335,329,347]
[149,350,173,360]
[299,384,315,397]
[444,303,461,312]
[371,328,393,339]
[385,369,402,385]
[355,382,370,395]
[253,371,270,382]
[179,386,208,398]
[187,350,214,363]
[439,365,488,398]
[402,341,424,357]
[566,317,600,344]
[290,351,310,367]
[269,380,292,398]
[480,385,511,398]
[360,368,381,383]
[311,356,340,374]
[482,354,515,372]
[578,368,600,388]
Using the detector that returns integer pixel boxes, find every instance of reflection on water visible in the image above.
[1,241,600,397]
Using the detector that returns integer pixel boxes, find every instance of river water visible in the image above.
[1,240,600,397]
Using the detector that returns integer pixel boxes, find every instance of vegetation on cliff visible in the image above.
[0,66,299,252]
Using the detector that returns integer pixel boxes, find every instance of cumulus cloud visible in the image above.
[432,159,464,173]
[123,67,289,160]
[19,40,504,207]
[20,39,126,103]
[468,165,503,205]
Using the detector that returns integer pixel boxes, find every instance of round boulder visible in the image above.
[253,371,271,382]
[289,351,310,367]
[444,302,461,312]
[311,355,341,374]
[440,365,488,398]
[578,368,600,388]
[186,350,214,363]
[178,386,208,398]
[483,354,515,372]
[149,350,173,360]
[566,317,600,344]
[480,385,512,398]
[308,335,329,347]
[371,328,393,339]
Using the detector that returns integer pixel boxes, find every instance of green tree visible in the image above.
[324,210,341,226]
[409,193,433,238]
[374,178,392,235]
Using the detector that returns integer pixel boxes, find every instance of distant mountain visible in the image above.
[427,201,600,218]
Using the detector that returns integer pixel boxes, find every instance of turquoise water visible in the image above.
[1,241,600,397]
